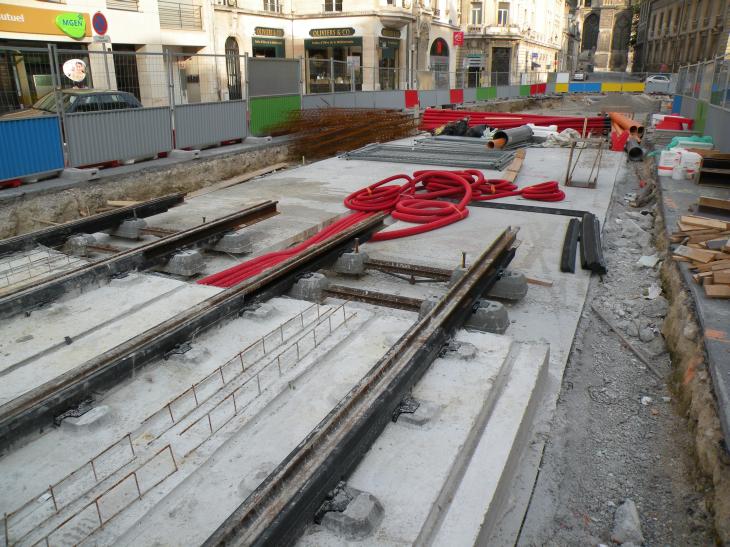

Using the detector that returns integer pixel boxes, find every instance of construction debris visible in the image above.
[342,142,516,170]
[670,214,730,298]
[275,108,418,161]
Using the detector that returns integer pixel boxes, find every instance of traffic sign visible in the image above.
[92,11,108,36]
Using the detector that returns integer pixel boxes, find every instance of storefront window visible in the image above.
[378,37,400,90]
[305,34,362,93]
[429,38,449,89]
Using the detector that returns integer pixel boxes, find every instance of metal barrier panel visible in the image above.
[546,83,556,94]
[0,116,64,182]
[645,81,671,94]
[680,95,697,119]
[704,104,730,152]
[476,87,496,100]
[463,88,477,103]
[584,82,602,93]
[249,94,301,136]
[248,58,301,98]
[555,83,569,93]
[353,92,375,108]
[519,85,530,97]
[175,100,247,149]
[65,107,172,167]
[672,95,683,113]
[418,90,438,107]
[301,94,333,109]
[496,86,512,98]
[373,90,405,109]
[507,85,522,98]
[436,89,450,105]
[333,93,357,108]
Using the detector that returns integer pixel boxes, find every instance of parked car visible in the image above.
[573,72,587,81]
[645,74,670,84]
[1,89,142,119]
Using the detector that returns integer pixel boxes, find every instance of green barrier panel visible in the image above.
[476,87,497,100]
[249,94,301,136]
[695,100,708,133]
[519,85,530,97]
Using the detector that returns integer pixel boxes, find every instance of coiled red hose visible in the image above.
[198,169,564,287]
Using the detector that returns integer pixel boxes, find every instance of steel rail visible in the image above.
[364,258,453,282]
[0,201,279,319]
[203,227,518,547]
[0,193,186,256]
[323,285,424,311]
[0,213,387,449]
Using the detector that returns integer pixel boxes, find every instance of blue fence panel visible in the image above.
[672,95,683,114]
[0,116,64,182]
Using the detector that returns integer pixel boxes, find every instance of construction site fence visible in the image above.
[672,55,730,152]
[0,43,675,184]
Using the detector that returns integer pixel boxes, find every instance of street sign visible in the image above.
[93,35,110,42]
[92,11,108,36]
[453,31,464,46]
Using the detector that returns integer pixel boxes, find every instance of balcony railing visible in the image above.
[466,25,482,33]
[107,0,139,10]
[159,0,203,29]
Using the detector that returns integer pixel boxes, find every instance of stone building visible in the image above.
[574,0,634,72]
[634,0,729,72]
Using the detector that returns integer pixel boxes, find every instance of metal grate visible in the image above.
[158,0,203,30]
[106,0,139,11]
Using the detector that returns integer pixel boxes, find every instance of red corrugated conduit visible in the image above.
[198,169,564,287]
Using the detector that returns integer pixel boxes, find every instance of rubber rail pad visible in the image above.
[580,213,608,275]
[560,217,581,273]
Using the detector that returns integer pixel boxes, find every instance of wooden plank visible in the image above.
[705,284,730,298]
[676,222,708,232]
[698,196,730,213]
[106,200,141,207]
[502,149,526,183]
[687,231,730,244]
[695,259,730,272]
[714,271,730,284]
[673,245,718,263]
[714,252,730,261]
[188,163,289,198]
[525,275,553,287]
[680,215,729,231]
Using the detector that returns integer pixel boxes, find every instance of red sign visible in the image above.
[92,12,107,36]
[453,31,464,46]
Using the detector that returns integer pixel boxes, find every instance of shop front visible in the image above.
[378,28,401,90]
[305,27,362,93]
[252,27,285,58]
[0,3,91,112]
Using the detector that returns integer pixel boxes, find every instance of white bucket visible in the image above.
[680,150,702,178]
[658,149,681,177]
[672,164,685,180]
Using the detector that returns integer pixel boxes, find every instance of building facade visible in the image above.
[573,0,634,72]
[458,0,567,85]
[634,0,729,72]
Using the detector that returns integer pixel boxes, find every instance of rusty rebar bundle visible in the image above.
[275,108,419,161]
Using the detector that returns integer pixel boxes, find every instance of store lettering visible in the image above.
[309,27,355,38]
[254,26,284,37]
[0,13,24,23]
[55,12,86,39]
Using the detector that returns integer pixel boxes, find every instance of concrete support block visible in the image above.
[487,270,528,301]
[212,230,252,254]
[289,273,329,301]
[169,149,201,161]
[321,492,385,540]
[418,294,441,319]
[65,233,96,256]
[60,405,110,432]
[448,266,467,288]
[110,218,147,240]
[161,250,205,277]
[397,400,442,427]
[60,167,99,182]
[333,251,369,275]
[465,300,510,334]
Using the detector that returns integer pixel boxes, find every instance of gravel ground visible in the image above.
[517,156,716,545]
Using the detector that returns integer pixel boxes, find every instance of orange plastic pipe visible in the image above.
[609,112,644,138]
[487,138,507,149]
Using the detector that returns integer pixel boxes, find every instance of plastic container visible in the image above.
[658,149,681,177]
[672,164,685,180]
[680,150,702,178]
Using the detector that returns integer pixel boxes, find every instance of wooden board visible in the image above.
[698,196,730,213]
[680,215,729,231]
[694,259,730,272]
[705,284,730,298]
[502,149,526,183]
[106,200,141,207]
[188,163,289,198]
[687,232,730,244]
[673,245,718,263]
[714,271,730,284]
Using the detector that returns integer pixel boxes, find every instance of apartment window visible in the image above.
[470,3,482,25]
[324,0,342,12]
[584,0,591,7]
[497,2,509,26]
[263,0,281,11]
[107,0,139,10]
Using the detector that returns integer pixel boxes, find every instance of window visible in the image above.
[497,2,509,26]
[584,0,591,7]
[324,0,342,12]
[470,3,482,25]
[263,0,280,12]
